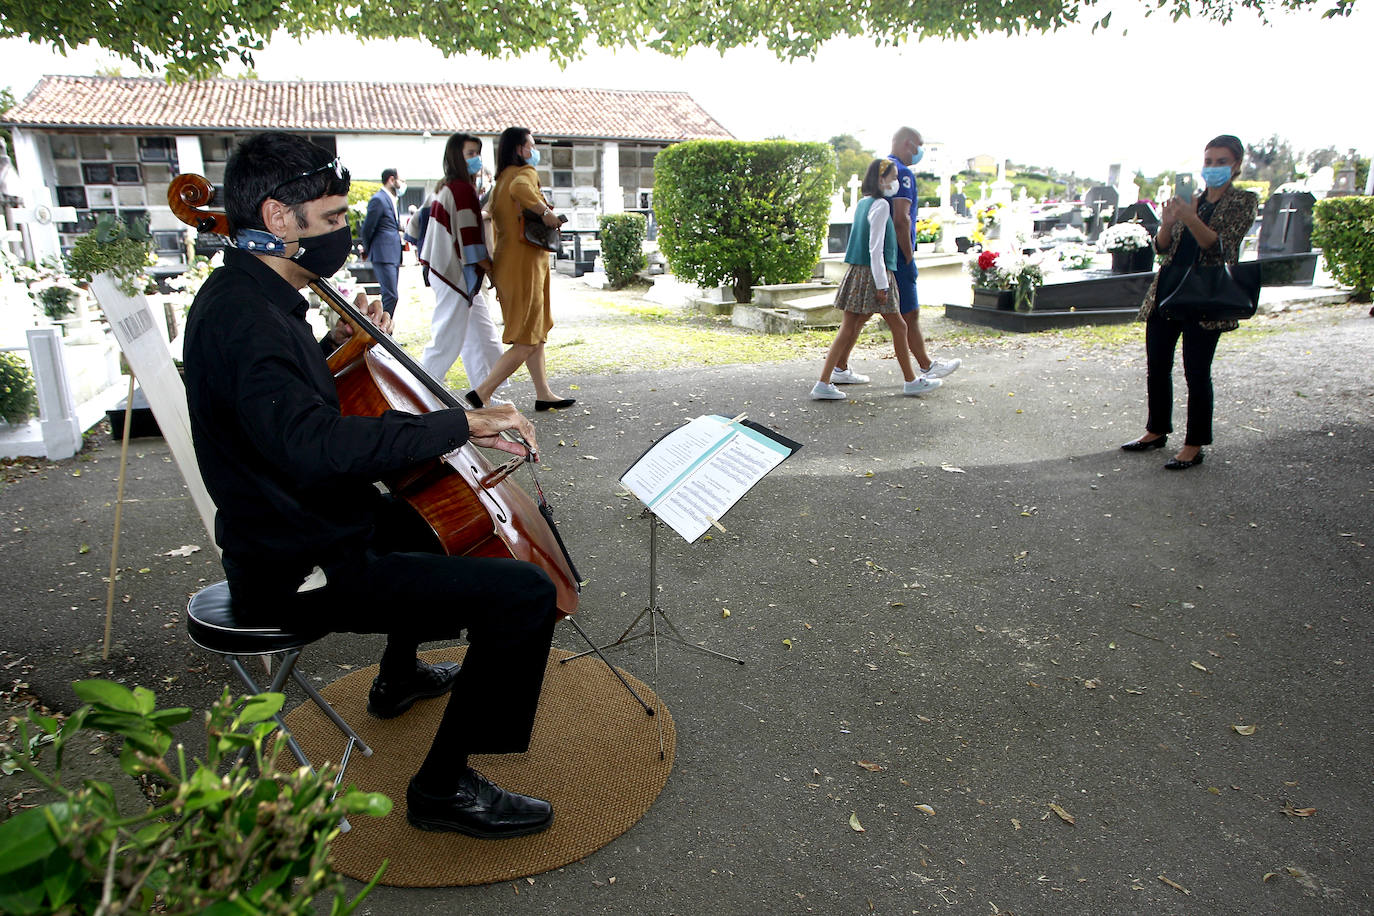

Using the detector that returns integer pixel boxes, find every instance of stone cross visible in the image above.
[9,200,78,264]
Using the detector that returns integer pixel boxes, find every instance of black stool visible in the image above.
[186,581,372,829]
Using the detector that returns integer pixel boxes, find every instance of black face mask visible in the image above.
[291,225,353,278]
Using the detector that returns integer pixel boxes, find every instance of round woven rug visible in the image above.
[282,646,674,887]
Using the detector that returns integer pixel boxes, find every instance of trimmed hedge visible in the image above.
[653,140,834,303]
[1312,196,1374,301]
[599,212,647,288]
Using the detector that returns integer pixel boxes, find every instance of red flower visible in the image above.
[977,250,999,271]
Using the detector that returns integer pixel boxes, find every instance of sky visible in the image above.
[3,1,1369,182]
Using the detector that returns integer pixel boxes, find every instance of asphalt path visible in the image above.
[1,301,1369,915]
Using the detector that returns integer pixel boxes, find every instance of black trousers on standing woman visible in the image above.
[1144,309,1223,447]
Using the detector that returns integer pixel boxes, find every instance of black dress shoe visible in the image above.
[1164,450,1205,471]
[534,397,576,412]
[367,661,461,719]
[464,390,484,409]
[1120,435,1168,452]
[407,768,554,838]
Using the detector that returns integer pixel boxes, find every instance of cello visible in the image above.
[166,173,584,614]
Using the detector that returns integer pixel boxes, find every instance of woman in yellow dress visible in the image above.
[470,127,575,411]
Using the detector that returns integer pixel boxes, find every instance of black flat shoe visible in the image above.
[464,390,484,409]
[1164,451,1205,471]
[407,768,553,838]
[367,661,461,719]
[534,397,576,412]
[1120,435,1168,452]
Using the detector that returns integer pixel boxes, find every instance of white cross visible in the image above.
[11,203,79,229]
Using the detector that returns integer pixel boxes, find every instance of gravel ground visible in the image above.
[1,281,1369,915]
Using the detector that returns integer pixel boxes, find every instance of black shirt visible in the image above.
[183,247,469,588]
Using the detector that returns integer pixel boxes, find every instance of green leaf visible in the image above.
[339,790,393,818]
[72,679,141,714]
[234,693,285,726]
[0,868,48,915]
[41,848,85,909]
[147,707,194,726]
[0,808,60,875]
[132,685,157,715]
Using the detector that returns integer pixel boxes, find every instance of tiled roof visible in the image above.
[4,76,734,142]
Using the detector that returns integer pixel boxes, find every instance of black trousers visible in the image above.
[1144,308,1223,447]
[228,500,558,764]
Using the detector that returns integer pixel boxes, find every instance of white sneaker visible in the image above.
[810,381,847,400]
[921,358,962,380]
[830,367,871,384]
[902,377,943,396]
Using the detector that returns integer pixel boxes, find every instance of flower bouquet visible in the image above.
[1097,221,1153,253]
[1098,220,1156,273]
[915,217,941,245]
[968,249,1045,312]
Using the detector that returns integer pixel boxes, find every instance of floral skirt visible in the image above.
[835,264,899,315]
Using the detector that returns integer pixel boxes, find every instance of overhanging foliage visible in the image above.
[0,0,1358,81]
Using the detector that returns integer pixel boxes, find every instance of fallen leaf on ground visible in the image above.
[1232,724,1258,736]
[782,639,793,650]
[856,761,883,772]
[1048,803,1075,826]
[849,813,865,832]
[1282,803,1317,817]
[915,804,935,816]
[163,545,200,557]
[1190,661,1209,672]
[941,466,966,474]
[1084,678,1102,689]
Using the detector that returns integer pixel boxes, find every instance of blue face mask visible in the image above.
[526,147,541,168]
[911,147,924,166]
[466,155,483,176]
[1201,165,1233,188]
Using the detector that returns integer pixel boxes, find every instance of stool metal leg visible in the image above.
[290,669,373,757]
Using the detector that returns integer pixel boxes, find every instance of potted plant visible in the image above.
[967,249,1045,312]
[27,260,85,333]
[1098,221,1155,274]
[0,680,389,914]
[915,217,941,254]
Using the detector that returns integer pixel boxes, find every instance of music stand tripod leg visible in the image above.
[561,615,654,716]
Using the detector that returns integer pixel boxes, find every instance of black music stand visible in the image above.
[562,414,799,757]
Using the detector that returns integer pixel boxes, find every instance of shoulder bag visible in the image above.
[521,208,567,252]
[1156,260,1261,322]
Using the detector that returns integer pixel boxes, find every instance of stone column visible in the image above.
[26,327,81,459]
[601,141,623,215]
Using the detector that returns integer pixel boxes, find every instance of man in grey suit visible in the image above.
[361,167,404,315]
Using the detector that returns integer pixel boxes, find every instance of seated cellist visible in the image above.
[183,131,556,839]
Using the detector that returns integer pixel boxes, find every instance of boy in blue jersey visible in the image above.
[880,126,961,391]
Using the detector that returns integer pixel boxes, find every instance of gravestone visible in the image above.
[1258,192,1314,256]
[1082,186,1118,242]
[1331,166,1358,196]
[950,192,969,218]
[1112,202,1160,236]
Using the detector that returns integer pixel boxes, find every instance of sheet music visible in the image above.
[621,415,795,542]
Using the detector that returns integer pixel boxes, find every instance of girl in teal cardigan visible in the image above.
[813,159,934,400]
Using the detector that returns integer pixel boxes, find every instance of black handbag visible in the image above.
[1156,260,1261,322]
[521,208,566,252]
